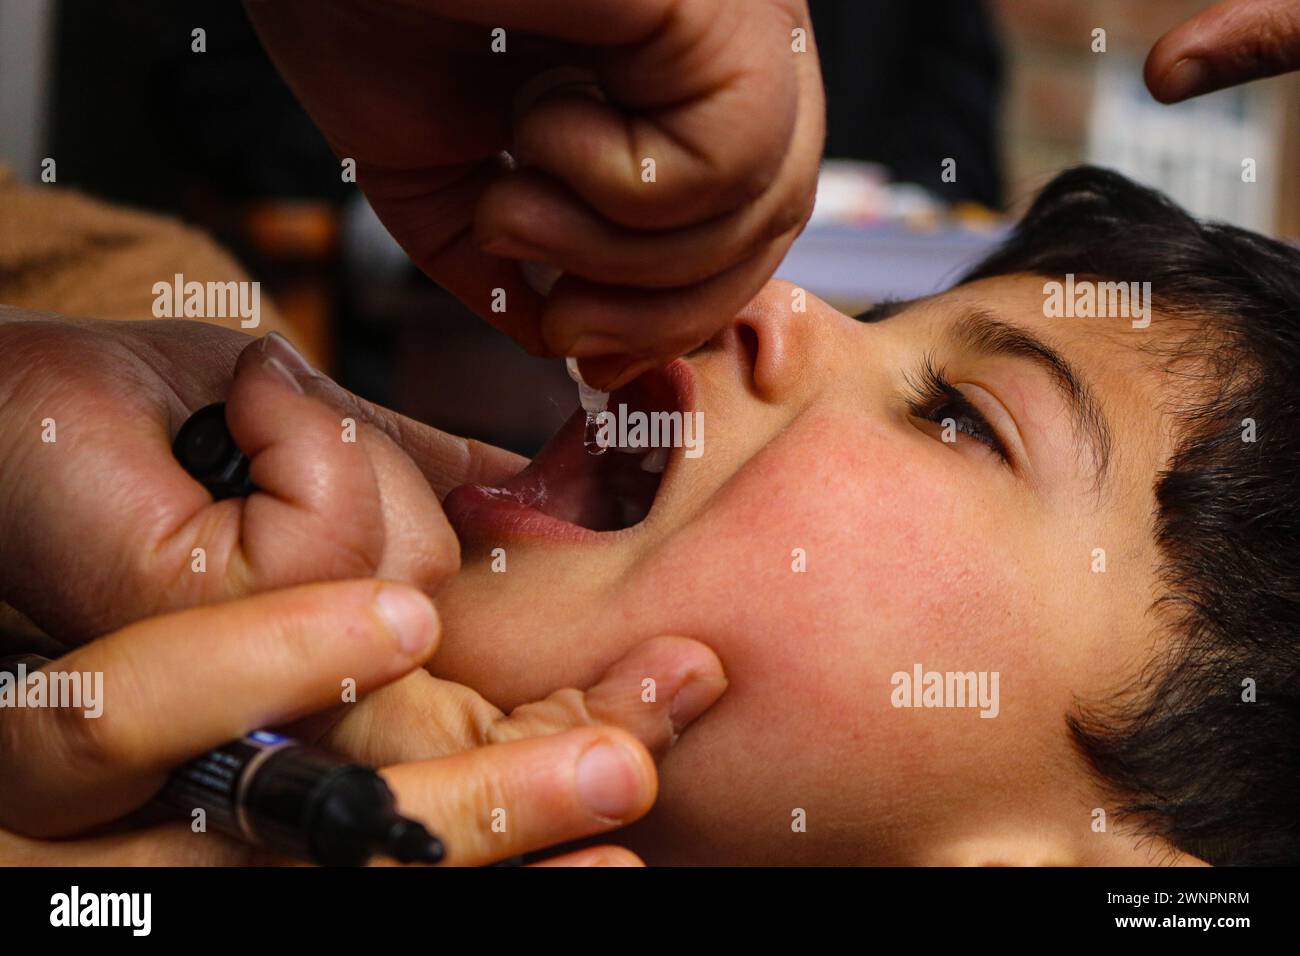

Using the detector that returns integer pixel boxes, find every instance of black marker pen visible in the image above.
[0,662,444,867]
[160,729,443,866]
[170,402,444,863]
[172,402,256,500]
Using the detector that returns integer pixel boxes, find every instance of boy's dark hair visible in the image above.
[961,166,1300,866]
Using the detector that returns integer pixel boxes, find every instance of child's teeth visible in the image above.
[639,447,668,473]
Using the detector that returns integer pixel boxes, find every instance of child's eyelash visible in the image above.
[903,354,1011,463]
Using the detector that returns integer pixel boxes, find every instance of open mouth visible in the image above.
[444,362,691,540]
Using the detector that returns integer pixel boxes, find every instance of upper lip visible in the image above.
[443,359,696,543]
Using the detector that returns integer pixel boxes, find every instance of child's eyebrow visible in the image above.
[854,299,909,324]
[946,309,1114,492]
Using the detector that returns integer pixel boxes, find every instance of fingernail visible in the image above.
[481,234,544,260]
[258,355,305,394]
[575,740,643,820]
[519,260,562,296]
[566,333,630,358]
[512,66,605,127]
[261,331,317,380]
[670,677,728,733]
[581,849,642,867]
[1161,58,1209,102]
[375,585,437,656]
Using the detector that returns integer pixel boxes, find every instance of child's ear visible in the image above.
[1094,840,1213,867]
[928,834,1079,867]
[928,831,1212,867]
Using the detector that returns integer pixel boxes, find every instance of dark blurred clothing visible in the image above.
[50,0,342,209]
[810,0,1005,208]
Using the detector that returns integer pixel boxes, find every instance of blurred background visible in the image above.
[1,0,1296,455]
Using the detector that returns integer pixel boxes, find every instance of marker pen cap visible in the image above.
[172,402,255,500]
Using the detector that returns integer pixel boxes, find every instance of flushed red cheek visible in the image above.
[627,414,1024,733]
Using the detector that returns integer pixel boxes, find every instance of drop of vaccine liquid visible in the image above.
[583,412,607,456]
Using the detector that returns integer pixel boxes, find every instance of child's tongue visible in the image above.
[482,408,662,532]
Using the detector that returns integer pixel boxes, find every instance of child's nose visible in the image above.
[720,279,832,402]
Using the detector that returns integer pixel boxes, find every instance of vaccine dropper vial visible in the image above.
[566,357,610,456]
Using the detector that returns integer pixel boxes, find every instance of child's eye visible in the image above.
[905,356,1011,463]
[925,397,1002,451]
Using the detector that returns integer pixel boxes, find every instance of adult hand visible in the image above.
[1146,0,1300,102]
[244,0,825,389]
[0,580,439,839]
[0,582,726,865]
[0,309,524,644]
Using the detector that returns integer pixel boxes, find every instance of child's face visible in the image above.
[435,276,1189,864]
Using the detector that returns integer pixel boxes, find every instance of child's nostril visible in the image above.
[735,322,761,377]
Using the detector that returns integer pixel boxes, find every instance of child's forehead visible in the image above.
[921,274,1186,376]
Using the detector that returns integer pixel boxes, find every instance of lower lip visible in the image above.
[443,483,618,545]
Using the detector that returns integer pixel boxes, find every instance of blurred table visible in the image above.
[775,221,1008,315]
